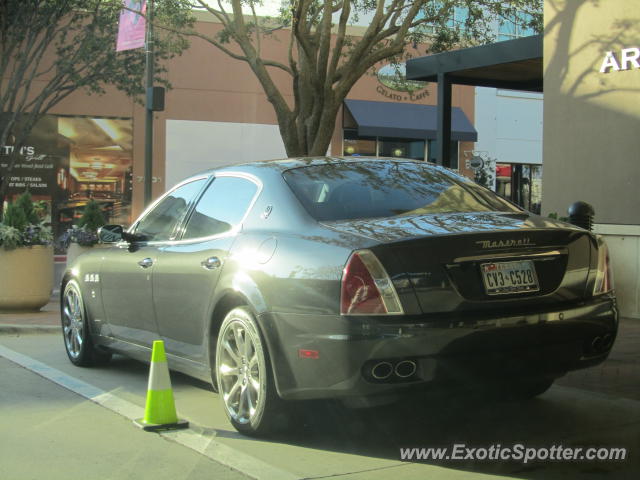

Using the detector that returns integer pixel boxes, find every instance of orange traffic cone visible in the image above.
[134,340,189,431]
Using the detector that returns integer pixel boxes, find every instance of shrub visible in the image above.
[78,199,106,233]
[58,199,107,249]
[0,192,52,250]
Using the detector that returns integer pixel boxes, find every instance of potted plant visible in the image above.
[0,191,54,311]
[61,199,107,265]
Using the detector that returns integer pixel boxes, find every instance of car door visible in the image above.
[100,177,208,347]
[152,174,261,365]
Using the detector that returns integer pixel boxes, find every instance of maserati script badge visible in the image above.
[475,238,536,249]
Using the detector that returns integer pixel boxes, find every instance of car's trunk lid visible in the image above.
[325,212,594,315]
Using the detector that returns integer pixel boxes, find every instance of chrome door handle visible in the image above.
[201,257,222,270]
[138,257,154,269]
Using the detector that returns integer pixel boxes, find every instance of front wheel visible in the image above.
[61,280,111,367]
[215,307,284,436]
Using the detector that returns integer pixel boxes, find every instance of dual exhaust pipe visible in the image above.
[371,359,417,380]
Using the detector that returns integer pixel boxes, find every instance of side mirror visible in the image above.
[122,230,149,243]
[98,225,124,243]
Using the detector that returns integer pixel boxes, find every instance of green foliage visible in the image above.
[0,0,195,201]
[78,200,106,233]
[189,0,543,156]
[0,192,52,250]
[3,0,195,101]
[0,225,22,250]
[473,159,495,189]
[15,191,40,224]
[2,201,28,231]
[32,200,49,221]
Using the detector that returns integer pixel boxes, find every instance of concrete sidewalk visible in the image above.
[1,298,638,401]
[0,296,61,335]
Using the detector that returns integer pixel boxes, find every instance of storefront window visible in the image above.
[496,163,512,199]
[379,137,425,160]
[0,114,134,253]
[495,163,542,214]
[343,130,462,167]
[426,139,459,169]
[529,165,542,213]
[343,130,376,156]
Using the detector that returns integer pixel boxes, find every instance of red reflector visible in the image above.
[298,349,319,359]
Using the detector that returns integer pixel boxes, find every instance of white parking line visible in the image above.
[0,344,299,480]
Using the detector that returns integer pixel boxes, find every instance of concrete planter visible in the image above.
[0,245,54,312]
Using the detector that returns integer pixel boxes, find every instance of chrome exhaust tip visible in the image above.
[371,361,393,380]
[395,360,417,378]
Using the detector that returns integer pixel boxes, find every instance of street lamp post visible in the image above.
[143,0,155,206]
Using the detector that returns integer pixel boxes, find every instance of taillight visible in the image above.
[340,250,403,315]
[594,236,614,295]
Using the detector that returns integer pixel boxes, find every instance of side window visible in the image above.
[134,178,207,241]
[182,176,258,240]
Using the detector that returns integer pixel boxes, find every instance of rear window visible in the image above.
[283,160,520,221]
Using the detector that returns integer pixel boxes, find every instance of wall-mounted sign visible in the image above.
[376,63,429,101]
[599,47,640,73]
[469,155,485,170]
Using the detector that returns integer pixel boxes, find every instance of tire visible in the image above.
[61,280,111,367]
[215,306,284,436]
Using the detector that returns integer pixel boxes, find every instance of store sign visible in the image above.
[599,47,640,73]
[376,63,429,101]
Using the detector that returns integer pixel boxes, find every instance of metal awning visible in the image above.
[407,35,543,92]
[343,99,477,142]
[404,35,543,167]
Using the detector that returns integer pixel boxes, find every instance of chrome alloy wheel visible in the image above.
[62,282,84,359]
[217,317,265,425]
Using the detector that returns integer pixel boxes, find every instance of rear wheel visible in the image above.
[215,307,284,436]
[61,280,111,366]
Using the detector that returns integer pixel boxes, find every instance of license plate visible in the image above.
[481,260,539,295]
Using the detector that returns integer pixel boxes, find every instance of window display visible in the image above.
[0,114,133,253]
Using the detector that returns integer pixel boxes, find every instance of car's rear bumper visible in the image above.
[260,294,618,400]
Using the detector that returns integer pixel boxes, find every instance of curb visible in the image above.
[0,325,60,335]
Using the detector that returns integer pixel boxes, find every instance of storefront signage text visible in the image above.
[7,176,49,189]
[599,47,639,73]
[376,85,430,102]
[1,144,36,156]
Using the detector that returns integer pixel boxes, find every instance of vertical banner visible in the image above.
[116,0,147,52]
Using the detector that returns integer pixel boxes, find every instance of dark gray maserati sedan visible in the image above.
[61,157,617,435]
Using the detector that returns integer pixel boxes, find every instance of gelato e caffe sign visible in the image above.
[376,63,429,101]
[599,47,639,73]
